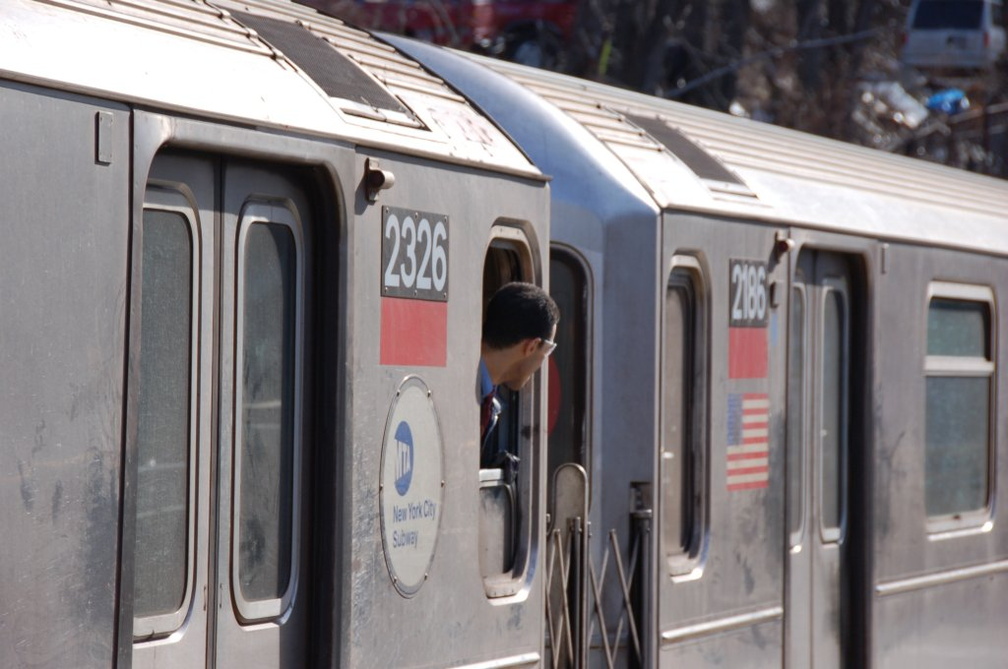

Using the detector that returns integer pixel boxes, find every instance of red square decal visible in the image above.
[728,326,767,379]
[380,297,448,367]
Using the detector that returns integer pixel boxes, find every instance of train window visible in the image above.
[925,285,994,524]
[661,257,708,575]
[820,287,847,542]
[478,229,538,598]
[787,287,806,547]
[481,246,525,470]
[547,250,589,498]
[133,205,197,635]
[233,216,302,619]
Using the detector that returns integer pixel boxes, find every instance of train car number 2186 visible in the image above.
[382,206,449,301]
[729,259,768,327]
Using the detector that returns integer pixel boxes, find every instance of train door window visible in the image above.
[820,283,848,543]
[133,194,198,636]
[924,283,994,525]
[547,249,589,497]
[787,286,807,548]
[661,256,708,575]
[232,208,303,620]
[479,229,537,597]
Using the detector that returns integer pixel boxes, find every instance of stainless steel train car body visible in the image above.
[390,37,1008,668]
[1,2,551,668]
[4,0,1008,666]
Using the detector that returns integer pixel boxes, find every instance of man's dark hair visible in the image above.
[482,282,559,350]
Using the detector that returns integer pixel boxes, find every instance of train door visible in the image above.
[127,153,319,668]
[542,248,592,666]
[546,249,590,502]
[786,249,866,668]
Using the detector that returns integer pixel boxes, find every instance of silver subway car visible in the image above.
[390,37,1008,668]
[1,1,551,668]
[3,0,1008,667]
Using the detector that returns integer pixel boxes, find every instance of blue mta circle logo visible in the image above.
[394,421,414,496]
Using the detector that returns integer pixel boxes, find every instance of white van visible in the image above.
[901,0,1007,70]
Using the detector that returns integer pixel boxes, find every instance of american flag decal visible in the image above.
[726,393,770,491]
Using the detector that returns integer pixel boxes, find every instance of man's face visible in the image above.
[501,323,557,392]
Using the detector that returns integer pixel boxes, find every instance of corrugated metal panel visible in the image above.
[624,112,756,201]
[481,60,756,206]
[625,113,742,184]
[231,9,412,114]
[662,103,995,205]
[499,69,663,153]
[217,0,468,111]
[29,0,474,125]
[5,0,538,175]
[442,51,1008,254]
[37,0,269,53]
[212,0,531,166]
[476,55,1008,223]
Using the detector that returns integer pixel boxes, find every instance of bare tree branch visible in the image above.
[666,28,879,99]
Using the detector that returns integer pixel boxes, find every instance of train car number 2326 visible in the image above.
[382,205,450,302]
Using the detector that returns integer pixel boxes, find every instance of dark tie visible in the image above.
[480,392,496,440]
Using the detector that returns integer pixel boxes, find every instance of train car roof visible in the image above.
[389,36,1008,256]
[1,0,538,178]
[385,34,662,253]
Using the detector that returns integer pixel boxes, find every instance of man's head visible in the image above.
[481,281,560,391]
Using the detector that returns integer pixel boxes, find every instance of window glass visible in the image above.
[661,264,705,569]
[820,289,845,536]
[547,253,587,489]
[925,293,992,520]
[662,282,692,553]
[927,298,988,357]
[238,222,297,601]
[787,289,805,543]
[912,1,985,29]
[134,210,193,618]
[926,377,990,515]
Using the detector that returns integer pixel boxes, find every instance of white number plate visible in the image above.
[382,206,449,302]
[729,259,768,327]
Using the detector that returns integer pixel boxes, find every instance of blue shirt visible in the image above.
[477,358,501,449]
[478,357,495,403]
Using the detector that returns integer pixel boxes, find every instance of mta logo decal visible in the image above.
[394,421,414,496]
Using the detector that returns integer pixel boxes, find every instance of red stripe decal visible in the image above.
[727,452,769,461]
[727,465,770,476]
[728,327,768,379]
[380,297,448,367]
[727,479,770,491]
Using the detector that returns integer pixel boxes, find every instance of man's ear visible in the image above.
[521,337,539,356]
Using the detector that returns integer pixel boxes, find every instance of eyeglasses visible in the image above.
[539,337,557,357]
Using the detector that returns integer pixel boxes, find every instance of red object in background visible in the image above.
[300,1,578,52]
[469,0,577,49]
[546,355,561,435]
